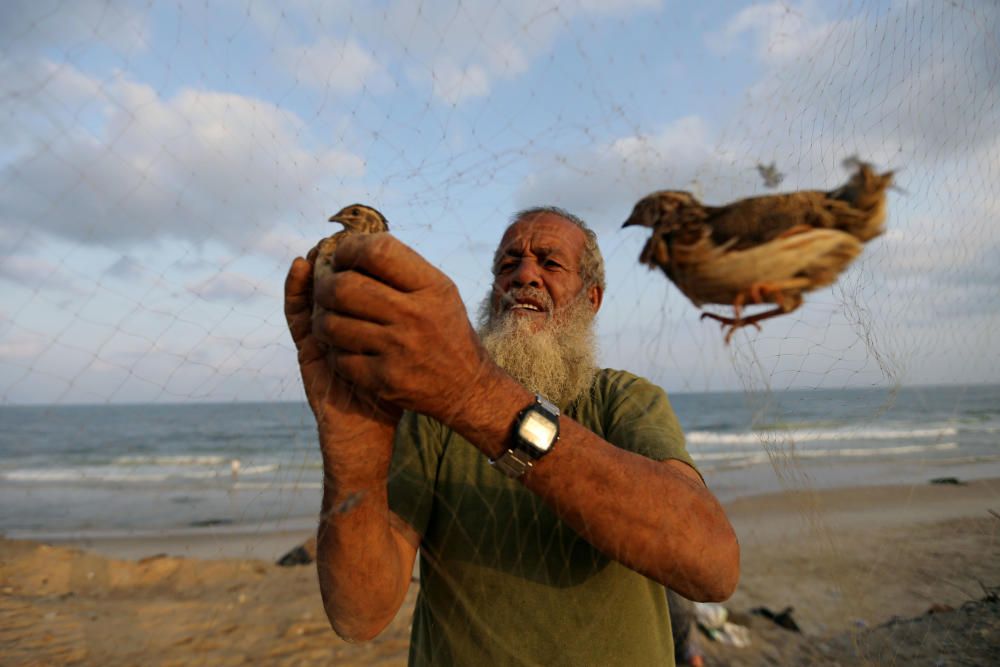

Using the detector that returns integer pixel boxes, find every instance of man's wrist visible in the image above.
[438,365,535,461]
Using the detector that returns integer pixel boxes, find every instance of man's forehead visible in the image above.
[498,213,585,255]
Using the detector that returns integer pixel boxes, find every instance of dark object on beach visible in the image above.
[751,606,801,632]
[137,553,168,564]
[925,604,955,615]
[188,518,235,527]
[929,477,965,485]
[277,536,317,567]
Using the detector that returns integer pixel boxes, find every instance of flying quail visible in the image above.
[755,161,785,189]
[308,204,389,339]
[622,161,893,342]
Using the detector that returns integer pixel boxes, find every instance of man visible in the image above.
[284,207,739,666]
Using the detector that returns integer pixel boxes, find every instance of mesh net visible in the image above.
[2,1,999,665]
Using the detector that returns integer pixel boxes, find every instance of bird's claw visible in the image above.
[700,311,763,344]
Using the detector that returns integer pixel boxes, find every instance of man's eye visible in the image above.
[544,260,563,269]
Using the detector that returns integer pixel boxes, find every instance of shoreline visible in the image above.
[7,475,997,562]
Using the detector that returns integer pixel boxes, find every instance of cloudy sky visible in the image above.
[1,0,997,404]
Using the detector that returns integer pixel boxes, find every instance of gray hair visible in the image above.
[495,206,606,292]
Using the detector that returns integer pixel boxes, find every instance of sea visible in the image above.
[2,384,999,542]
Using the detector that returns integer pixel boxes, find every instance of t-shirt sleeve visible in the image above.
[603,373,696,471]
[387,410,444,539]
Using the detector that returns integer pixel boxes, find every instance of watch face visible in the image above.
[519,410,559,453]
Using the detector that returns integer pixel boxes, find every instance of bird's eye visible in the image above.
[352,208,360,215]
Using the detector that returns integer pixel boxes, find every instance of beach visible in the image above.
[3,477,997,666]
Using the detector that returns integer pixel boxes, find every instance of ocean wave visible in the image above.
[687,426,958,446]
[691,442,958,464]
[2,463,279,484]
[112,455,229,466]
[232,481,323,491]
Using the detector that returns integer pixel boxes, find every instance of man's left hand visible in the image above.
[312,233,498,423]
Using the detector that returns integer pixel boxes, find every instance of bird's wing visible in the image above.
[705,192,828,249]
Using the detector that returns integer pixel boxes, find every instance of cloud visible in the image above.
[0,64,366,250]
[0,335,45,362]
[0,254,87,294]
[515,115,734,229]
[705,1,830,64]
[713,0,1000,166]
[280,37,392,94]
[103,255,146,281]
[185,271,275,303]
[256,0,664,104]
[429,62,492,105]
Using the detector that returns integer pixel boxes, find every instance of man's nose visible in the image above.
[509,259,542,287]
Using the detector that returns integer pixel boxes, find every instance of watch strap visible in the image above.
[490,448,535,478]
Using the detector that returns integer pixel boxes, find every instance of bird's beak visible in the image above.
[328,214,346,225]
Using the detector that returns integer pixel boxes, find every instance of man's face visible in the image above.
[489,213,601,328]
[478,212,602,407]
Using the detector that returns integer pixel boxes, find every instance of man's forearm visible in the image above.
[443,371,739,601]
[314,419,416,641]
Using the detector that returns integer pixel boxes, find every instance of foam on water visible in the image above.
[687,426,959,446]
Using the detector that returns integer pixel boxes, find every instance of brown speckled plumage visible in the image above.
[308,203,389,334]
[623,161,893,342]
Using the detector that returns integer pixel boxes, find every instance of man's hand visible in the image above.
[312,233,502,425]
[284,254,400,442]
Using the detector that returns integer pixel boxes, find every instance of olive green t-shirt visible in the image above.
[388,369,694,667]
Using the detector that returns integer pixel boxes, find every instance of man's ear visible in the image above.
[587,284,603,313]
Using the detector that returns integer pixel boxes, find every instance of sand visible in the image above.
[2,478,998,666]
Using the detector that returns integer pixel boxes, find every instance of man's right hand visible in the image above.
[284,254,400,448]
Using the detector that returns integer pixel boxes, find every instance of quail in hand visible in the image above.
[308,203,389,339]
[622,161,893,343]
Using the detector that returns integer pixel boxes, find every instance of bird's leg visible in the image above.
[748,278,812,309]
[701,310,764,344]
[701,291,753,331]
[702,280,809,343]
[731,291,747,322]
[702,307,787,344]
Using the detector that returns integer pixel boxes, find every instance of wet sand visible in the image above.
[3,478,998,666]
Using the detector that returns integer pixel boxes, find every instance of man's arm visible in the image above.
[314,234,739,602]
[285,256,418,640]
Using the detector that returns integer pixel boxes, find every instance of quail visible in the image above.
[622,161,893,343]
[308,203,389,338]
[755,161,785,189]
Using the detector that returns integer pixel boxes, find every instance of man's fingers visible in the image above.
[285,257,314,345]
[313,309,385,354]
[326,351,379,394]
[314,270,405,324]
[333,233,441,293]
[285,257,313,316]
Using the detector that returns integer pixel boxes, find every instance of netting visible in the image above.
[2,1,999,665]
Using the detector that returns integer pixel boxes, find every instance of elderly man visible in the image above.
[284,207,739,666]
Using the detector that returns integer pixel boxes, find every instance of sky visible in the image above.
[0,0,998,404]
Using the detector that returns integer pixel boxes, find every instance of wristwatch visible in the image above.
[490,394,561,478]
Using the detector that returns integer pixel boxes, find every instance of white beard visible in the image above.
[476,288,599,408]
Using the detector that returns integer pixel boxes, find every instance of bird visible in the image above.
[309,203,389,335]
[755,161,785,188]
[622,161,893,343]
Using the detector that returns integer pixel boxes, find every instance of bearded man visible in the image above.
[284,207,739,666]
